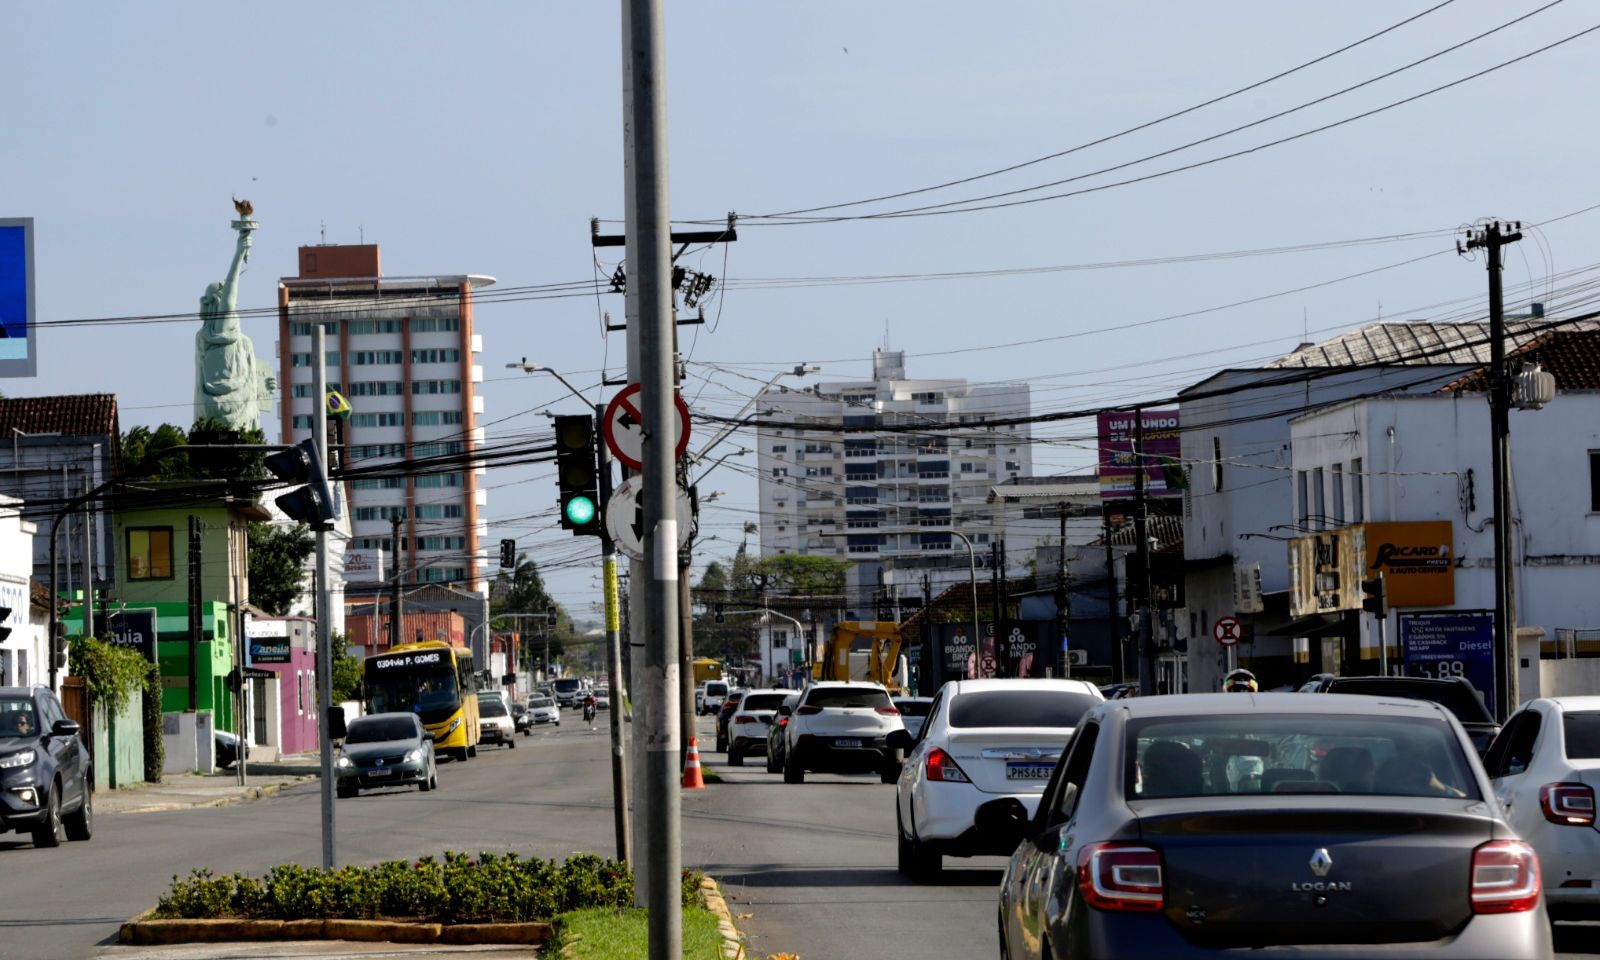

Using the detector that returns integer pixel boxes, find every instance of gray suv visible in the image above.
[0,686,92,847]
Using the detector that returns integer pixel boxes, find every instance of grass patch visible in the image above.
[555,906,725,960]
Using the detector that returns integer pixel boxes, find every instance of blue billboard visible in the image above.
[1397,610,1495,717]
[0,219,36,377]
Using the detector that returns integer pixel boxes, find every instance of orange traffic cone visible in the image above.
[682,736,706,790]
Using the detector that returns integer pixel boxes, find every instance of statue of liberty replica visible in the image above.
[194,199,275,431]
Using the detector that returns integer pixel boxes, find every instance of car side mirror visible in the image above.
[50,718,80,739]
[886,729,914,752]
[778,705,793,717]
[326,707,348,741]
[973,797,1032,854]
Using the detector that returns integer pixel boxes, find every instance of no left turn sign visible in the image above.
[603,383,692,471]
[1213,615,1242,647]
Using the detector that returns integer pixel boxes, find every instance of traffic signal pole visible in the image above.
[598,402,632,867]
[313,322,337,870]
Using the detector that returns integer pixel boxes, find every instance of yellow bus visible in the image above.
[362,641,482,761]
[692,658,723,686]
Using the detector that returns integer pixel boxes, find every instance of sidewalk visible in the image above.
[97,757,321,815]
[95,943,534,959]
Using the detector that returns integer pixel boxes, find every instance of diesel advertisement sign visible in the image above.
[1363,521,1454,608]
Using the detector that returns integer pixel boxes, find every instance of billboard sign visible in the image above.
[0,219,36,378]
[1398,610,1495,716]
[1097,409,1181,499]
[95,608,158,662]
[1288,527,1366,618]
[1363,521,1454,608]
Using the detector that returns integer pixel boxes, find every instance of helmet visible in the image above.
[1222,668,1259,693]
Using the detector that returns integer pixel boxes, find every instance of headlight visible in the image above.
[434,716,462,741]
[336,756,353,769]
[0,750,35,769]
[403,749,422,763]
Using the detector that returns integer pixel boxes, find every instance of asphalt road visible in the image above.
[5,714,1600,959]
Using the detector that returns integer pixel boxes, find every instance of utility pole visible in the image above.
[1462,220,1523,722]
[625,1,683,956]
[1057,503,1070,677]
[1104,504,1122,684]
[187,516,203,708]
[389,514,403,650]
[1134,411,1155,696]
[597,402,632,866]
[313,322,336,870]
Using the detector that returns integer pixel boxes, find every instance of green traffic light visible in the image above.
[565,495,597,526]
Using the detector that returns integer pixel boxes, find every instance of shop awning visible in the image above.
[1265,613,1351,639]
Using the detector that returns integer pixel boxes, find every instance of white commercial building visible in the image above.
[0,493,45,689]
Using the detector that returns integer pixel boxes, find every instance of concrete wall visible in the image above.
[91,696,145,792]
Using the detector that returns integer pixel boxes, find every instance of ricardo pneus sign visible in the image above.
[1362,520,1454,608]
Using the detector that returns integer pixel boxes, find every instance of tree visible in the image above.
[247,522,314,615]
[492,555,565,665]
[120,418,267,481]
[329,636,362,704]
[754,554,851,597]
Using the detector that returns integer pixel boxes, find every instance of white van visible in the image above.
[699,679,731,716]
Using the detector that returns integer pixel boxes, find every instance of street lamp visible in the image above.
[505,359,592,407]
[690,363,819,464]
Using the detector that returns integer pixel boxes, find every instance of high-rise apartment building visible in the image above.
[277,244,493,593]
[756,349,1032,615]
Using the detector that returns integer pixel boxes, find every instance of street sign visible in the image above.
[1233,563,1264,614]
[603,475,693,561]
[1213,615,1242,647]
[602,383,691,471]
[1399,610,1495,716]
[96,608,158,662]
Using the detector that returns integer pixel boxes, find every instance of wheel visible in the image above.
[880,763,898,784]
[429,768,439,791]
[897,805,940,881]
[31,784,62,848]
[336,782,357,799]
[783,754,805,784]
[508,739,517,750]
[729,749,744,767]
[452,747,469,762]
[896,808,914,877]
[418,773,431,792]
[766,748,780,774]
[64,782,92,841]
[998,909,1010,960]
[716,733,727,753]
[555,720,560,727]
[467,744,478,758]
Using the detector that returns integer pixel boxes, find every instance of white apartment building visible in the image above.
[756,349,1032,624]
[276,244,493,595]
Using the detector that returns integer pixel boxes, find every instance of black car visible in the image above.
[511,702,532,736]
[714,691,744,753]
[765,693,800,773]
[985,693,1549,959]
[1304,675,1500,755]
[335,713,438,797]
[0,686,92,847]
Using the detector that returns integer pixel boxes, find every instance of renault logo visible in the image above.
[1309,848,1333,877]
[375,758,385,766]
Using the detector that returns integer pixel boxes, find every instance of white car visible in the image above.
[699,680,731,716]
[780,681,905,784]
[476,691,517,749]
[528,695,560,726]
[893,696,934,740]
[891,678,1104,880]
[594,688,611,711]
[1487,696,1600,921]
[725,688,790,766]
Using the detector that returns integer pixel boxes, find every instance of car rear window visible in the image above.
[478,697,508,717]
[743,693,788,711]
[346,717,417,743]
[950,690,1099,729]
[1563,712,1600,760]
[1126,713,1479,801]
[531,697,553,708]
[706,682,728,696]
[803,686,891,710]
[894,699,933,717]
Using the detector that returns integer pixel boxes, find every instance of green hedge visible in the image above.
[153,853,693,924]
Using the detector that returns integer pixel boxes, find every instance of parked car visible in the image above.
[1305,675,1501,755]
[1098,682,1139,700]
[1486,696,1600,923]
[779,681,905,784]
[725,689,790,766]
[892,679,1103,880]
[0,685,92,847]
[699,679,731,716]
[765,693,801,773]
[476,691,517,748]
[715,690,746,752]
[529,694,560,726]
[335,712,438,797]
[986,692,1549,959]
[892,696,935,740]
[215,729,240,768]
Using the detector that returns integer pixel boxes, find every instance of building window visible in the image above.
[346,319,402,335]
[411,348,461,364]
[291,384,313,398]
[349,381,404,397]
[414,472,464,488]
[354,506,407,521]
[414,504,464,519]
[351,412,404,428]
[771,444,787,454]
[411,379,462,395]
[290,351,340,368]
[1212,437,1224,491]
[772,630,788,648]
[352,477,404,490]
[772,468,787,478]
[350,350,404,365]
[412,410,463,426]
[416,536,467,551]
[410,317,461,333]
[1312,467,1325,527]
[1331,463,1345,524]
[126,527,174,580]
[291,415,313,429]
[412,440,464,458]
[1297,470,1310,528]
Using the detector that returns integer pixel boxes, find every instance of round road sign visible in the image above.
[1213,615,1243,647]
[603,383,691,471]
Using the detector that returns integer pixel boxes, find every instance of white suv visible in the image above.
[699,680,731,716]
[476,691,517,749]
[726,688,790,766]
[781,681,905,784]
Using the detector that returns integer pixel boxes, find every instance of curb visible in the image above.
[700,876,746,960]
[111,777,316,815]
[118,911,553,946]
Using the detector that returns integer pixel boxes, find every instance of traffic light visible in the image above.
[554,415,601,535]
[1362,574,1387,615]
[499,538,516,569]
[266,438,336,527]
[714,602,725,624]
[0,606,11,644]
[546,608,558,627]
[52,622,67,669]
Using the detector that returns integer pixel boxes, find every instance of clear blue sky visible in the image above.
[8,2,1599,618]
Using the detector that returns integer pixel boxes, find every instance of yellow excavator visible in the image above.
[812,621,909,694]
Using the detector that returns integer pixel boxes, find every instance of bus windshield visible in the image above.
[553,678,583,694]
[365,653,461,724]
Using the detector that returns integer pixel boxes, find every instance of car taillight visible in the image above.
[1540,782,1596,826]
[1470,840,1541,914]
[735,715,757,724]
[875,705,901,716]
[777,717,789,728]
[797,705,823,716]
[925,747,970,783]
[1076,843,1164,913]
